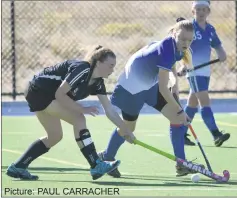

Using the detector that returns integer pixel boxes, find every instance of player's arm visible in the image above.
[97,94,135,143]
[177,49,193,76]
[55,81,85,113]
[171,64,178,78]
[159,68,183,113]
[211,27,227,62]
[55,67,98,115]
[170,65,180,99]
[97,94,127,131]
[157,40,183,111]
[214,45,226,62]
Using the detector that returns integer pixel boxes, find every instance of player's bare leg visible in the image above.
[6,111,62,180]
[44,100,121,180]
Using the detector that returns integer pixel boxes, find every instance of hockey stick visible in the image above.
[134,139,230,182]
[177,59,220,76]
[172,93,213,172]
[188,124,213,172]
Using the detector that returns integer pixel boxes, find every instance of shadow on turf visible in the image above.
[91,181,220,187]
[6,177,237,186]
[3,166,237,186]
[120,175,237,185]
[1,166,89,174]
[35,179,220,187]
[4,169,237,186]
[7,178,237,187]
[203,145,237,149]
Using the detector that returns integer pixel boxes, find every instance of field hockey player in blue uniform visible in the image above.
[178,1,230,147]
[98,20,204,178]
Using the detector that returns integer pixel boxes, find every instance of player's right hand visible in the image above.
[124,132,136,144]
[82,106,99,116]
[119,129,136,144]
[177,111,190,126]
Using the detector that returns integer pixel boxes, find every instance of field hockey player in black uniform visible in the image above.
[6,45,135,181]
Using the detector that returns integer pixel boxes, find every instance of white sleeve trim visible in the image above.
[69,68,90,86]
[157,65,172,71]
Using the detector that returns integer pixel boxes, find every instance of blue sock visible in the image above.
[201,106,219,136]
[104,128,125,160]
[184,106,198,135]
[170,125,186,160]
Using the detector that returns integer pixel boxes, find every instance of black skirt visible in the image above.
[24,82,54,112]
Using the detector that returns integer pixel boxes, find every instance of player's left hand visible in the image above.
[218,55,226,62]
[177,65,187,77]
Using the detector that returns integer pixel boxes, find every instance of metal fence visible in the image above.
[2,1,237,100]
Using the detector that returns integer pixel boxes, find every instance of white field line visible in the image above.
[2,149,88,168]
[196,119,237,128]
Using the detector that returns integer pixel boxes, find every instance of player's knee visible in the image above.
[169,118,180,125]
[164,113,180,125]
[128,124,136,132]
[187,99,198,107]
[56,132,63,142]
[199,97,210,107]
[48,132,63,147]
[196,92,210,107]
[187,94,198,107]
[72,114,86,127]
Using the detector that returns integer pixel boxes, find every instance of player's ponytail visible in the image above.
[176,17,186,23]
[183,49,192,65]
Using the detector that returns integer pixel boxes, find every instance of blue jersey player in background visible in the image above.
[98,20,204,178]
[178,1,230,146]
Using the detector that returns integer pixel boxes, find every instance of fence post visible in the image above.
[236,0,237,94]
[10,0,16,100]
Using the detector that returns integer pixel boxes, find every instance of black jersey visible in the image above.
[30,60,106,101]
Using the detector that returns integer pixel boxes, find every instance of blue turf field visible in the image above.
[2,99,237,116]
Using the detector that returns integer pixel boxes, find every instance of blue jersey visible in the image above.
[189,19,221,77]
[118,36,184,94]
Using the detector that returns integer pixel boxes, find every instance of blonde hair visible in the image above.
[84,45,116,69]
[169,19,194,35]
[172,49,193,72]
[183,49,192,66]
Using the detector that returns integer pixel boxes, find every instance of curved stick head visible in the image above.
[216,170,230,183]
[222,170,230,182]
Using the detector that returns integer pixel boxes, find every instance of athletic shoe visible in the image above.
[98,151,121,178]
[90,159,120,180]
[214,131,230,147]
[176,162,205,177]
[6,163,39,180]
[184,134,196,146]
